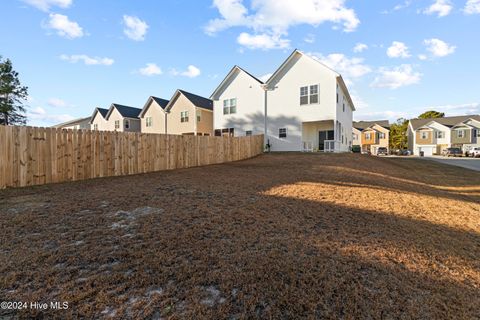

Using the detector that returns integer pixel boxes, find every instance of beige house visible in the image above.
[352,120,390,154]
[408,115,480,155]
[90,107,109,131]
[165,90,213,136]
[53,117,91,130]
[105,103,142,132]
[139,96,170,134]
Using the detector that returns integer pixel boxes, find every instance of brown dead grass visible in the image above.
[0,153,479,319]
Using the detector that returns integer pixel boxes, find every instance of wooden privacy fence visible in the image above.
[0,126,264,189]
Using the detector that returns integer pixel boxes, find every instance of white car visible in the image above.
[469,147,480,158]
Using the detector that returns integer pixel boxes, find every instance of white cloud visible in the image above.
[355,110,409,122]
[171,65,201,78]
[418,54,428,60]
[205,0,359,49]
[386,41,411,58]
[309,53,371,84]
[464,0,480,14]
[123,15,148,41]
[22,0,72,11]
[47,98,69,108]
[304,34,315,44]
[423,0,453,17]
[45,13,84,39]
[371,64,421,89]
[60,54,114,66]
[259,73,273,82]
[27,106,74,126]
[423,38,456,57]
[425,102,480,115]
[381,0,412,14]
[139,63,162,76]
[353,43,368,53]
[237,32,290,50]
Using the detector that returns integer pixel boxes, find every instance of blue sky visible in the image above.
[1,0,479,126]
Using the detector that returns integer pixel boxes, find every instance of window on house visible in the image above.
[146,117,153,127]
[476,129,480,137]
[246,130,252,136]
[336,93,339,103]
[352,133,358,140]
[279,128,287,138]
[93,124,98,130]
[197,111,201,122]
[379,132,385,139]
[114,120,120,130]
[214,129,221,136]
[220,128,234,137]
[300,86,308,105]
[125,120,130,129]
[435,131,444,139]
[343,103,345,112]
[421,131,428,139]
[458,130,465,138]
[309,85,319,104]
[223,98,237,114]
[181,111,189,123]
[365,132,371,140]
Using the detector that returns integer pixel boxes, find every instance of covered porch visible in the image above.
[302,120,340,152]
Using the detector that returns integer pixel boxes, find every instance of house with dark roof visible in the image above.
[52,117,91,130]
[352,120,390,154]
[104,103,142,132]
[210,50,355,152]
[139,96,170,134]
[407,115,480,155]
[164,89,213,136]
[90,107,109,131]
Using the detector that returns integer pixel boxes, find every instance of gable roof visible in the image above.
[106,103,142,120]
[265,49,355,111]
[139,96,170,118]
[210,65,264,100]
[166,89,213,111]
[89,107,109,123]
[410,115,480,130]
[353,120,390,131]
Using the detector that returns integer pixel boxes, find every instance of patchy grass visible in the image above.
[0,153,479,319]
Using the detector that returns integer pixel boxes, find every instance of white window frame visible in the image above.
[124,119,130,129]
[365,132,371,140]
[223,98,237,114]
[457,130,465,138]
[181,111,189,123]
[93,124,98,130]
[309,84,319,104]
[435,131,444,139]
[146,116,153,127]
[279,128,287,139]
[300,86,308,105]
[114,120,120,130]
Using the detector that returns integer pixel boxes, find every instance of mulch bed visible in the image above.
[1,153,479,319]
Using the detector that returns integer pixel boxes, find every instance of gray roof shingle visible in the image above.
[409,115,480,130]
[112,104,142,118]
[151,96,169,109]
[353,120,390,130]
[179,90,213,110]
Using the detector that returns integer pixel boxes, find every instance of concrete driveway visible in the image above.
[422,156,480,172]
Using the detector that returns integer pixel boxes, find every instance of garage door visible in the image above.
[418,146,434,156]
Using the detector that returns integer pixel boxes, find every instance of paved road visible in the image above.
[422,156,480,172]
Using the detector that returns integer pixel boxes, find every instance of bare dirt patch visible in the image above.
[1,153,479,319]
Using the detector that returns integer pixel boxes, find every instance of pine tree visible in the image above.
[0,56,28,125]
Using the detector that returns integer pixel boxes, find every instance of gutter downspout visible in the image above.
[264,87,268,147]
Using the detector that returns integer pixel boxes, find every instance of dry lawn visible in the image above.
[0,153,479,319]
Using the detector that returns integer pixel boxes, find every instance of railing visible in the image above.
[303,141,314,152]
[324,140,339,152]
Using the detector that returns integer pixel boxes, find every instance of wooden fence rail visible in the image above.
[0,126,264,189]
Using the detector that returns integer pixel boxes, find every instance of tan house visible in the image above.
[139,96,170,134]
[408,115,480,155]
[165,90,213,136]
[352,120,390,154]
[90,107,109,131]
[53,117,91,130]
[105,103,142,132]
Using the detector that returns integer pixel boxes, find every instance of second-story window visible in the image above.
[300,86,308,105]
[146,117,153,127]
[125,120,130,129]
[421,131,428,139]
[379,132,385,139]
[181,111,189,123]
[300,85,319,105]
[93,124,98,130]
[435,131,444,139]
[365,132,371,140]
[197,111,201,122]
[309,85,319,103]
[115,120,120,130]
[223,98,237,114]
[458,130,465,138]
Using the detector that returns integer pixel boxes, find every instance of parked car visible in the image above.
[443,147,463,157]
[377,147,388,156]
[468,147,480,158]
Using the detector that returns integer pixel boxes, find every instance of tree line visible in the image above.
[0,56,28,125]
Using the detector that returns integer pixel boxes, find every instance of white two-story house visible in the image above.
[210,50,354,152]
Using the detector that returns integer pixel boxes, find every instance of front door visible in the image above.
[319,130,334,151]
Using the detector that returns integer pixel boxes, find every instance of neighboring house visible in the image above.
[52,117,91,130]
[90,107,109,131]
[210,49,355,152]
[164,90,213,136]
[352,120,390,154]
[211,65,265,137]
[408,115,480,155]
[105,103,142,132]
[139,96,169,134]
